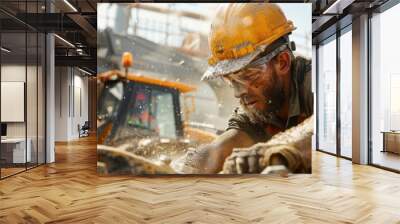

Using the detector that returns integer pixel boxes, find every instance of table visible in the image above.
[381,131,400,154]
[1,138,31,164]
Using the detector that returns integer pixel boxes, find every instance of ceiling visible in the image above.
[0,0,98,74]
[0,0,397,73]
[311,0,391,44]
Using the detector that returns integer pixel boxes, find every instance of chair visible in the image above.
[79,121,90,138]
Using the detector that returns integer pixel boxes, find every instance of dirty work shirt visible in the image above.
[226,56,313,143]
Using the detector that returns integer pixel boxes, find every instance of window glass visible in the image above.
[127,86,151,129]
[0,1,47,179]
[124,84,177,138]
[98,82,124,120]
[371,4,400,171]
[151,89,176,138]
[317,37,337,154]
[340,29,352,158]
[1,31,27,177]
[27,31,38,169]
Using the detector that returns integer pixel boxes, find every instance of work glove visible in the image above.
[222,143,304,174]
[222,116,313,174]
[221,146,263,174]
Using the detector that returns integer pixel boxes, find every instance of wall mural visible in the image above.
[97,3,313,175]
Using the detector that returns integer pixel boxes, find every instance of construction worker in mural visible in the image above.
[175,3,314,174]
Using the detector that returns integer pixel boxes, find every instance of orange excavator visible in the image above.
[97,52,216,174]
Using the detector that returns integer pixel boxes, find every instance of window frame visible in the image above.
[368,1,400,173]
[315,24,353,160]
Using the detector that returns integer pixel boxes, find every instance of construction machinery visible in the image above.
[97,52,216,175]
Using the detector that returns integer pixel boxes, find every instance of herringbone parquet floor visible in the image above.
[1,136,400,224]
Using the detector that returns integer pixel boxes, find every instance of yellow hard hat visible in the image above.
[202,3,296,80]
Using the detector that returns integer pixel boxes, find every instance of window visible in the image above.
[0,1,46,179]
[125,84,177,139]
[98,82,124,120]
[126,85,152,130]
[390,75,400,130]
[371,3,400,171]
[150,90,177,138]
[339,28,352,158]
[317,36,337,154]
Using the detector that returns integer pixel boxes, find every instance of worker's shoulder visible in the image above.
[294,55,311,73]
[292,55,311,88]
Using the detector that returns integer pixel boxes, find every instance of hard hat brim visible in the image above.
[201,44,267,81]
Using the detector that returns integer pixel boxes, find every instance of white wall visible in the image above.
[55,67,69,141]
[55,67,89,141]
[71,73,89,138]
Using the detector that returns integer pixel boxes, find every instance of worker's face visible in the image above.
[226,57,285,124]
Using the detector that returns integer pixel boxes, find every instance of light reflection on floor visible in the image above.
[372,150,400,171]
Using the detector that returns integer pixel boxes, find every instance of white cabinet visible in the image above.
[1,138,32,163]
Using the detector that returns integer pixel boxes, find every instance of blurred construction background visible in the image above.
[97,3,312,132]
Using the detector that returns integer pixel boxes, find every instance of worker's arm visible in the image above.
[222,116,313,174]
[174,129,255,174]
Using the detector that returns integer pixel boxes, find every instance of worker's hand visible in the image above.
[222,144,264,174]
[222,143,305,175]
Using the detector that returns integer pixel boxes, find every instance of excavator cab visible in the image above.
[97,71,190,145]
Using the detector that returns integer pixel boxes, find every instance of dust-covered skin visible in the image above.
[237,62,286,125]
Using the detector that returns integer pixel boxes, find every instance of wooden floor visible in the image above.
[373,150,400,171]
[0,136,400,223]
[1,167,26,178]
[1,163,44,178]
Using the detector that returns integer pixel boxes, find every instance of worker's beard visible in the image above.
[240,73,285,125]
